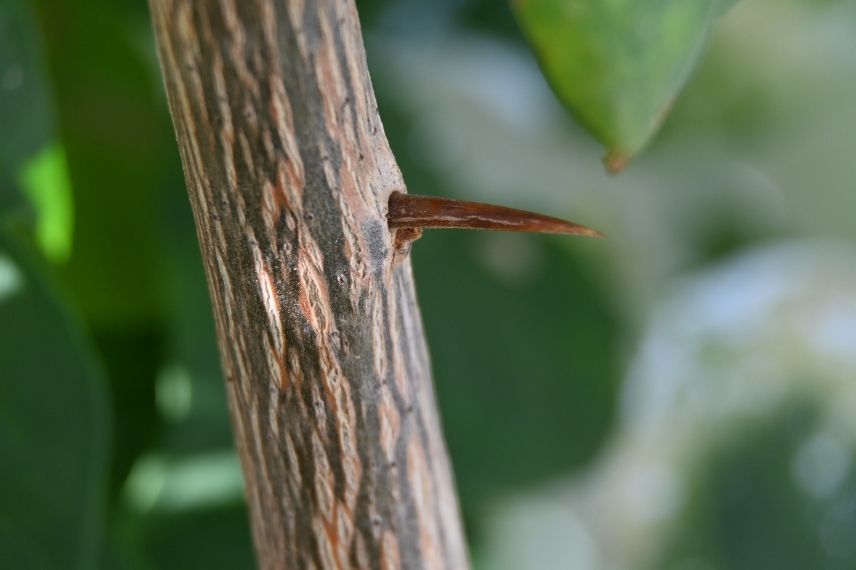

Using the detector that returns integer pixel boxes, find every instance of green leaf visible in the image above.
[512,0,718,170]
[18,144,74,263]
[0,232,110,570]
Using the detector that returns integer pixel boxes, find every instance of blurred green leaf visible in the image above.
[415,232,620,511]
[144,502,255,570]
[0,232,110,570]
[0,0,56,228]
[95,328,161,496]
[659,403,847,570]
[512,0,718,169]
[19,143,74,263]
[31,0,179,508]
[34,0,173,327]
[156,209,235,455]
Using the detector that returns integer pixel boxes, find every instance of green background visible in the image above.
[3,0,856,568]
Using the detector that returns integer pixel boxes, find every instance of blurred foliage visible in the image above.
[18,143,74,262]
[418,233,619,508]
[2,0,855,568]
[662,404,833,570]
[33,0,171,328]
[0,232,109,570]
[0,0,53,227]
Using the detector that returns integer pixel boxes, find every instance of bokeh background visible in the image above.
[2,0,856,568]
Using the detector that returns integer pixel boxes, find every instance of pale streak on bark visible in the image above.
[149,0,469,568]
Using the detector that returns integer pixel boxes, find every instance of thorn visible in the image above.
[387,192,604,237]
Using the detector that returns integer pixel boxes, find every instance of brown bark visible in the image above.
[147,1,469,568]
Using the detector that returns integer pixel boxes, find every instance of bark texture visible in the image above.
[148,1,469,568]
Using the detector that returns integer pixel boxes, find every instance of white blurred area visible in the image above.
[478,242,856,569]
[369,0,856,567]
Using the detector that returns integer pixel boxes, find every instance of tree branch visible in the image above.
[148,0,469,567]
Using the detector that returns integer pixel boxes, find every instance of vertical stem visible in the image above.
[148,0,469,568]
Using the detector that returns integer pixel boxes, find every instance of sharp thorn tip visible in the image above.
[387,191,603,238]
